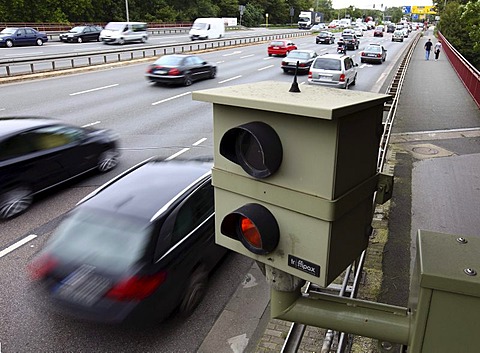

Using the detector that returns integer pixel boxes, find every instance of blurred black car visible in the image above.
[281,49,318,74]
[145,54,217,86]
[0,117,119,220]
[0,27,48,47]
[28,158,227,324]
[316,31,335,44]
[59,25,103,43]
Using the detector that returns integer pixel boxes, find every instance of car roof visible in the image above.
[78,159,213,222]
[0,117,63,137]
[317,53,348,60]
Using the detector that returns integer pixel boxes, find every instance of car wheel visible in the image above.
[0,186,33,220]
[97,149,118,172]
[361,59,365,63]
[77,37,83,43]
[35,39,44,46]
[118,38,125,45]
[183,74,193,86]
[351,74,357,86]
[141,36,147,43]
[282,68,289,73]
[5,39,13,48]
[268,53,272,57]
[209,67,216,79]
[178,266,208,317]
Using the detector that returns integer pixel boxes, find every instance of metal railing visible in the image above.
[438,31,480,108]
[0,31,311,78]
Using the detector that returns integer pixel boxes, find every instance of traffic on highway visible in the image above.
[0,26,417,352]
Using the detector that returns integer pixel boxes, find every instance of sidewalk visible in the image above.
[198,29,480,353]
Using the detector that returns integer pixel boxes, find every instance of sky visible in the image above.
[331,0,434,9]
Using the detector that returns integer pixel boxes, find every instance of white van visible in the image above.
[189,18,225,40]
[100,22,148,45]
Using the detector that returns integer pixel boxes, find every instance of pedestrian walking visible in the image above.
[434,40,442,61]
[424,39,433,60]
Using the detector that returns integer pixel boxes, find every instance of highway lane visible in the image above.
[0,30,412,352]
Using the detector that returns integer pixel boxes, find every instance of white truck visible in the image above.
[189,18,225,40]
[298,11,322,29]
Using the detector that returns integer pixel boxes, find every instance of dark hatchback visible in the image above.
[0,27,48,47]
[145,54,217,86]
[316,31,335,44]
[0,117,119,220]
[28,158,227,324]
[59,25,103,43]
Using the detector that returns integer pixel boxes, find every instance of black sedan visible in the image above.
[360,44,387,64]
[59,25,103,43]
[316,31,335,44]
[0,117,119,220]
[281,50,318,74]
[145,54,217,86]
[28,158,227,324]
[0,27,48,47]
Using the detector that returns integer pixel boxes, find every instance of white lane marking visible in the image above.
[0,108,5,111]
[193,138,207,146]
[165,148,190,161]
[69,84,119,96]
[359,63,371,68]
[223,51,242,56]
[240,54,254,59]
[218,75,242,84]
[376,72,387,84]
[216,60,225,64]
[263,57,274,60]
[152,91,191,106]
[0,234,37,258]
[258,65,274,71]
[165,138,207,161]
[82,121,101,128]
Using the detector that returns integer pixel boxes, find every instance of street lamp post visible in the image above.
[266,13,269,28]
[125,0,130,22]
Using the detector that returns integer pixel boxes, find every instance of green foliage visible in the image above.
[439,0,480,70]
[242,3,264,27]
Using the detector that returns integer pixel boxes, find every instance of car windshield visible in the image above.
[154,55,185,66]
[105,23,125,31]
[287,51,311,59]
[45,208,151,274]
[192,23,208,30]
[70,26,86,33]
[1,28,16,34]
[270,41,285,47]
[342,35,353,39]
[318,32,329,37]
[313,58,341,70]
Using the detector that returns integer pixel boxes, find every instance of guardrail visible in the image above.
[438,31,480,108]
[0,31,311,78]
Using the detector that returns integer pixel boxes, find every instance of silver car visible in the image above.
[281,49,318,74]
[308,53,358,89]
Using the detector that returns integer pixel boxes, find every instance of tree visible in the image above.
[242,3,264,26]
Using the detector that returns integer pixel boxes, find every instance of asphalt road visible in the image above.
[0,29,413,352]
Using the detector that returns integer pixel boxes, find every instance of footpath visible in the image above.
[198,29,480,353]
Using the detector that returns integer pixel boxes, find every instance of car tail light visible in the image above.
[168,68,181,76]
[27,254,58,280]
[105,272,167,301]
[308,71,312,78]
[361,52,366,57]
[377,54,381,58]
[299,63,307,67]
[339,74,346,82]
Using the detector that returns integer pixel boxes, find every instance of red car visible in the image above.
[267,39,297,57]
